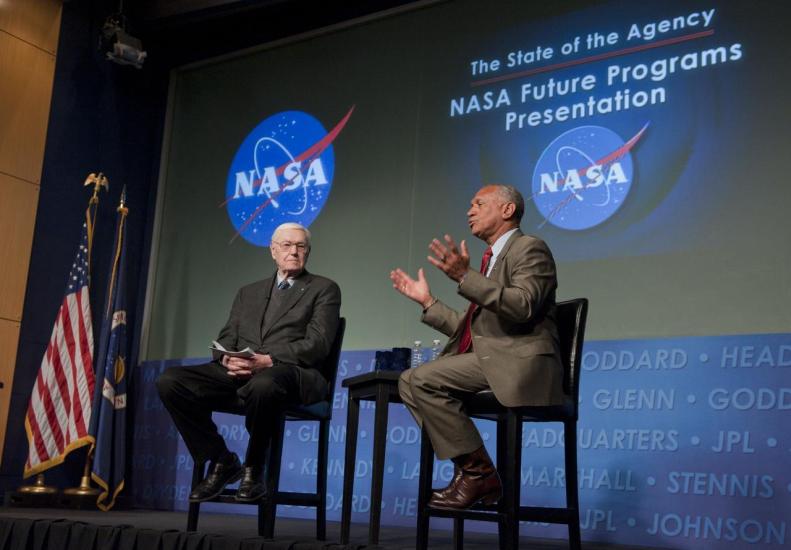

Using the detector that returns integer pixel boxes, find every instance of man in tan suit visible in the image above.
[390,184,562,510]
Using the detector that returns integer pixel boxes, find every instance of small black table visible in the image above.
[339,370,404,545]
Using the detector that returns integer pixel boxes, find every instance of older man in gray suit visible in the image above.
[157,222,341,503]
[390,184,562,510]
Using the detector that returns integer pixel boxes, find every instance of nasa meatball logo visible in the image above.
[531,123,648,231]
[225,108,353,246]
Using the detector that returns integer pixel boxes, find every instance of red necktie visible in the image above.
[457,247,493,354]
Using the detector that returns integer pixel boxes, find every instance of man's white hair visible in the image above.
[272,222,311,246]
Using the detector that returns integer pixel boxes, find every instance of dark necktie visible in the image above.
[457,247,493,354]
[277,280,291,290]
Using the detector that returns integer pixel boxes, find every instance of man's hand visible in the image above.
[221,353,273,378]
[427,234,470,283]
[390,267,435,309]
[249,353,274,371]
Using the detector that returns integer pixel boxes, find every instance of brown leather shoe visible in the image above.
[429,464,462,503]
[429,446,502,510]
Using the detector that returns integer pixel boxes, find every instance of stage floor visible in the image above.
[0,507,670,549]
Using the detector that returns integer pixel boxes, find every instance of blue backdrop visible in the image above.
[132,332,790,548]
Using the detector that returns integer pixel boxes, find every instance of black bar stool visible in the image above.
[186,318,346,539]
[417,299,588,549]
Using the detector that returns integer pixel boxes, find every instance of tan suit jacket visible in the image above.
[421,230,563,407]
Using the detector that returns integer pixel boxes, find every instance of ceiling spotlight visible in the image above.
[100,15,146,69]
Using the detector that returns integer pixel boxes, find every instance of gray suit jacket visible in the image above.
[422,231,563,407]
[216,270,341,404]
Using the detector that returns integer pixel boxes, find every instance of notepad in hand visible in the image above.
[210,340,255,359]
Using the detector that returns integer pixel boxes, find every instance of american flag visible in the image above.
[24,217,96,477]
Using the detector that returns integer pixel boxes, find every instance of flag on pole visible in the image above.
[89,192,129,510]
[24,209,96,477]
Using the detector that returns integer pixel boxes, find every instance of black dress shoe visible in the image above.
[236,465,267,502]
[189,453,243,502]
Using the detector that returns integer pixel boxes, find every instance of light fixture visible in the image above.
[100,14,146,69]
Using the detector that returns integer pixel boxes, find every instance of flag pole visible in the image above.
[63,173,108,498]
[63,454,100,496]
[83,172,109,267]
[89,186,130,510]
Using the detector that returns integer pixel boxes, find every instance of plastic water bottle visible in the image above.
[412,340,423,368]
[431,339,442,361]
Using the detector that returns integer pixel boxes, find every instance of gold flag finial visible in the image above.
[117,185,128,214]
[84,173,109,204]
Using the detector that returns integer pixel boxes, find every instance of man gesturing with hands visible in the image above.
[391,184,563,510]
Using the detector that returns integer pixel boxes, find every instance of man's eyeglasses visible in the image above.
[273,241,309,252]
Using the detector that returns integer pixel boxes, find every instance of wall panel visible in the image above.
[0,319,21,465]
[0,31,57,184]
[0,174,39,322]
[0,0,61,467]
[0,0,62,54]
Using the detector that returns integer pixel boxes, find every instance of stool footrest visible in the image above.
[276,491,321,506]
[519,505,577,524]
[195,489,321,507]
[425,507,504,522]
[424,504,577,525]
[211,492,241,504]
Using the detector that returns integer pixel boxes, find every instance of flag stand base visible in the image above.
[17,474,57,495]
[65,449,100,497]
[63,475,100,496]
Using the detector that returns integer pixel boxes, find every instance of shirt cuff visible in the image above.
[422,296,438,312]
